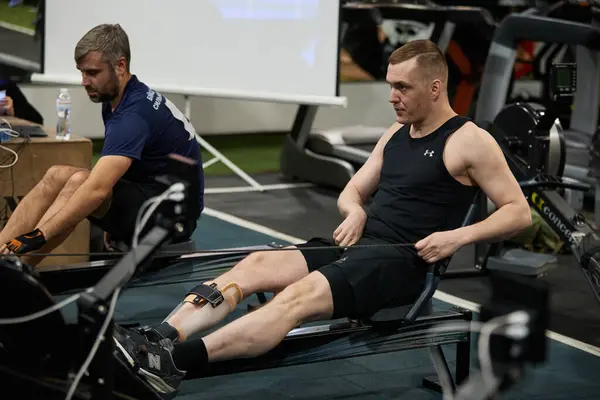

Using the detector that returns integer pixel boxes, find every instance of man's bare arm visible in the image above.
[337,122,401,217]
[456,125,532,246]
[38,156,132,240]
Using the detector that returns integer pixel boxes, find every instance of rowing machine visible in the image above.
[0,153,201,400]
[0,154,476,399]
[0,224,550,400]
[472,63,600,306]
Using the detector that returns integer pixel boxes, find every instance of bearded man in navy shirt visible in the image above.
[0,24,204,264]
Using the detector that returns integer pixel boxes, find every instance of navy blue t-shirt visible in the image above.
[101,75,204,213]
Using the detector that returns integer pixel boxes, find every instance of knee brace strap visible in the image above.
[184,283,224,308]
[183,282,243,309]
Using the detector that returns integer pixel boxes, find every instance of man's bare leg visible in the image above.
[202,271,334,361]
[160,248,311,341]
[113,270,334,396]
[1,170,110,261]
[0,165,87,244]
[111,247,314,393]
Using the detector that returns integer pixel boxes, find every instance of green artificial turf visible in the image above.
[0,1,37,30]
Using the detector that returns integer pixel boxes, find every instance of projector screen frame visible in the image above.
[39,0,46,75]
[29,74,347,107]
[32,0,347,107]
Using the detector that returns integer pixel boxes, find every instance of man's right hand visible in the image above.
[333,207,367,247]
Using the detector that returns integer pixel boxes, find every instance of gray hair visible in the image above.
[74,24,131,71]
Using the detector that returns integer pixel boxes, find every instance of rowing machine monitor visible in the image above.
[480,273,549,367]
[548,62,577,103]
[152,153,200,242]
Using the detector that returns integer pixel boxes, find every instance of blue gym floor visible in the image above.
[109,213,600,400]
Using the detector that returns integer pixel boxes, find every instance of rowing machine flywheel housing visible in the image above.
[491,102,566,179]
[0,257,68,370]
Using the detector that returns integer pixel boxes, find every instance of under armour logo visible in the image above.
[148,353,161,370]
[334,256,348,265]
[424,150,435,157]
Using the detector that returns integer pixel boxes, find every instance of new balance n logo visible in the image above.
[424,150,435,157]
[148,353,161,370]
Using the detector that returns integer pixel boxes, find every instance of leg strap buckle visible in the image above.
[186,283,224,308]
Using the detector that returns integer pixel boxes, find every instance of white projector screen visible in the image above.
[33,0,345,106]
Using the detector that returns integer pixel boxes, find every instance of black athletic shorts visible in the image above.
[87,178,198,245]
[297,236,428,320]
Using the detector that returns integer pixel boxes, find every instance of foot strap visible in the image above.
[184,283,224,308]
[137,322,180,342]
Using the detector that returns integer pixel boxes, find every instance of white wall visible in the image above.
[20,81,395,138]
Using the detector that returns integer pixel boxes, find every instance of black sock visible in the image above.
[171,338,208,371]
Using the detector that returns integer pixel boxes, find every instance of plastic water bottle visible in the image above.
[56,88,72,140]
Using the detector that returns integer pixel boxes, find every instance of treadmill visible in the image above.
[280,2,498,190]
[474,5,600,189]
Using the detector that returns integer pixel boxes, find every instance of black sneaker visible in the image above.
[113,324,186,397]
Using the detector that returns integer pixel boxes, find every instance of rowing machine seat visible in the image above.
[365,300,434,324]
[364,261,444,325]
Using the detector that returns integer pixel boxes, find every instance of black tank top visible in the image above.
[363,116,478,253]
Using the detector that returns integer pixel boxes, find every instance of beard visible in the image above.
[87,91,117,103]
[87,70,120,103]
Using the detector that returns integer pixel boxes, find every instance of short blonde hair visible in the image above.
[388,39,448,83]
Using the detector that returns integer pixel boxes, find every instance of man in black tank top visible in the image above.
[112,40,532,393]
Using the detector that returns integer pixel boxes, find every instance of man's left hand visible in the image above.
[415,230,463,264]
